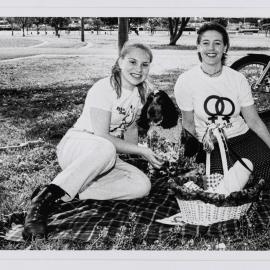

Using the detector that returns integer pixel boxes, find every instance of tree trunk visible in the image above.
[55,26,59,36]
[168,17,190,45]
[81,17,85,42]
[118,18,129,54]
[22,26,25,37]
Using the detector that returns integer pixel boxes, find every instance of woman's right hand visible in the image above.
[140,147,164,169]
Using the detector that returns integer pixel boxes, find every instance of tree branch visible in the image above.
[168,18,174,36]
[0,139,44,151]
[174,17,190,41]
[174,18,179,36]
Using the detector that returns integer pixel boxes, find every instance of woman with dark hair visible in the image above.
[23,41,163,239]
[196,22,230,65]
[174,22,270,188]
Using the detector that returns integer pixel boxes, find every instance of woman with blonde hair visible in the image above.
[23,41,163,239]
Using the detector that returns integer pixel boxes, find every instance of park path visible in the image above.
[0,31,270,74]
[0,44,267,76]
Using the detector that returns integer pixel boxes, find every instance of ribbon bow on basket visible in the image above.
[202,122,255,196]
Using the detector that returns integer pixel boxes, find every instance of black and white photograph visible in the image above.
[1,0,270,269]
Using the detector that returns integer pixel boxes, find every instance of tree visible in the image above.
[100,17,118,27]
[243,18,261,26]
[81,17,85,42]
[32,17,44,34]
[47,17,71,36]
[147,18,161,35]
[129,18,148,27]
[228,18,244,24]
[168,17,190,45]
[14,17,30,36]
[212,18,228,28]
[260,18,270,36]
[118,18,129,54]
[129,18,148,35]
[5,17,16,36]
[203,17,228,27]
[90,18,103,34]
[100,17,118,34]
[42,17,52,34]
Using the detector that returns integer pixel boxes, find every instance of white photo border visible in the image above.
[1,0,270,269]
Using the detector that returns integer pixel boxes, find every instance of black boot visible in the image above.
[22,184,66,240]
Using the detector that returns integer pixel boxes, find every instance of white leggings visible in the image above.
[52,129,151,201]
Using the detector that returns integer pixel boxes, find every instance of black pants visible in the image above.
[196,129,270,186]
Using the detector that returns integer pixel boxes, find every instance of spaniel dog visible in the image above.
[137,91,204,163]
[137,90,181,163]
[137,90,179,134]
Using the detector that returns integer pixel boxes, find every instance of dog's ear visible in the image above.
[181,129,202,157]
[136,92,155,132]
[180,128,188,144]
[160,92,179,129]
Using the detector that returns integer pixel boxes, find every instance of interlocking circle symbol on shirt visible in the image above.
[204,95,235,123]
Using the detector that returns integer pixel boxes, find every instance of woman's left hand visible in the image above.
[140,147,164,169]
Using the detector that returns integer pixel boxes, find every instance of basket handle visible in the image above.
[206,128,228,177]
[227,144,253,173]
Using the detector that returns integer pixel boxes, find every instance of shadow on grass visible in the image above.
[0,70,183,140]
[0,85,89,117]
[0,84,92,140]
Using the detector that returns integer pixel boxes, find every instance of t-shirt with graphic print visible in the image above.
[73,77,143,138]
[174,65,254,141]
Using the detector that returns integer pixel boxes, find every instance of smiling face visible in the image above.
[119,48,151,90]
[198,30,227,68]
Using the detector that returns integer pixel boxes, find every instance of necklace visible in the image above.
[200,66,222,77]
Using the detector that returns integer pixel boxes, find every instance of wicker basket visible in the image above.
[168,175,264,226]
[169,172,266,226]
[176,198,251,226]
[171,124,262,226]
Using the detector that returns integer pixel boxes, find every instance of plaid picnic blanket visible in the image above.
[2,156,270,244]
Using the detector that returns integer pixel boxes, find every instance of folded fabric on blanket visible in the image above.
[2,156,270,244]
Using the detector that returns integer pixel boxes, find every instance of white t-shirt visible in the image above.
[174,65,254,141]
[73,77,143,138]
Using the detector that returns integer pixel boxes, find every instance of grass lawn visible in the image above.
[1,33,270,250]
